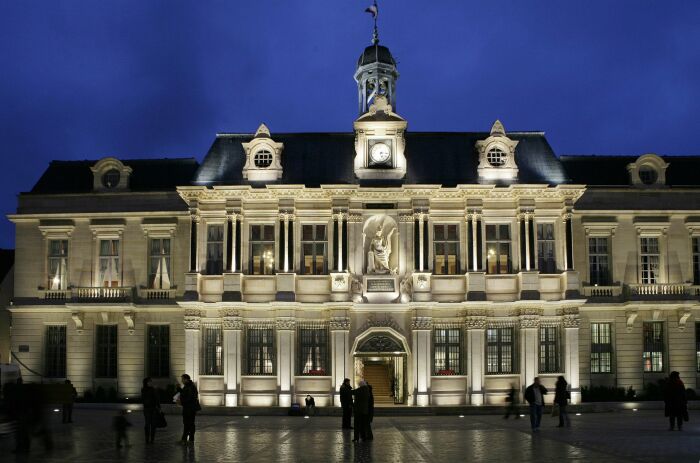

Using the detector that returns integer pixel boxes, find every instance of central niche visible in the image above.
[363,215,399,275]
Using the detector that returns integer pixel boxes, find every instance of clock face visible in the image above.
[370,142,391,165]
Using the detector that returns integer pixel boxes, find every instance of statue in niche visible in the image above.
[366,226,396,274]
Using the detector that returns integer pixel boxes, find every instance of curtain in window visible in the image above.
[99,240,120,287]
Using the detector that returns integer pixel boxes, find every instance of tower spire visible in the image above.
[365,1,379,45]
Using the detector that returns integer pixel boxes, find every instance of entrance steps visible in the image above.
[362,364,394,405]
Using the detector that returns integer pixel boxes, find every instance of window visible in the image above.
[250,225,275,275]
[487,327,516,374]
[301,225,327,275]
[98,239,120,287]
[640,237,660,284]
[433,328,462,374]
[206,225,224,275]
[45,325,66,378]
[486,224,511,274]
[693,237,700,285]
[433,224,460,275]
[253,149,273,168]
[147,325,170,378]
[102,169,121,188]
[696,322,700,373]
[148,238,171,289]
[639,166,658,185]
[298,328,328,375]
[201,326,223,375]
[536,223,556,274]
[588,237,611,285]
[643,322,664,372]
[95,325,118,378]
[48,239,68,290]
[487,147,506,167]
[539,326,560,373]
[591,323,613,373]
[247,328,275,375]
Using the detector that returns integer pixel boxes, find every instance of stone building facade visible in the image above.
[7,39,700,407]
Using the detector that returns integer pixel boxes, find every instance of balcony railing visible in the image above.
[72,287,133,302]
[627,283,690,297]
[138,288,176,300]
[582,285,623,298]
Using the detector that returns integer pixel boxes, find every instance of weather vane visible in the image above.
[365,0,379,45]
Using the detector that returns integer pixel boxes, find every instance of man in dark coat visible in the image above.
[366,383,375,440]
[178,374,200,444]
[524,377,548,432]
[664,371,688,431]
[352,380,370,442]
[339,378,353,429]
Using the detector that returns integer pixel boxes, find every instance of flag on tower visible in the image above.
[365,3,378,18]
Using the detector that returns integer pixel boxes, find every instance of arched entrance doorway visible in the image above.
[352,328,409,405]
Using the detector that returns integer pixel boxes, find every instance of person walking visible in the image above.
[178,374,200,444]
[62,379,77,424]
[305,394,316,416]
[524,377,548,432]
[664,371,688,431]
[340,378,353,429]
[554,376,571,428]
[141,377,160,443]
[352,380,370,442]
[503,384,519,419]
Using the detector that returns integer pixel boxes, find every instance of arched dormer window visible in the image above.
[476,120,519,182]
[90,157,132,192]
[627,154,668,187]
[242,123,284,182]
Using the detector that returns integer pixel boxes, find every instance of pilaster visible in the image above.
[184,309,201,383]
[222,311,242,406]
[330,315,351,406]
[466,314,486,405]
[411,316,432,406]
[277,318,296,407]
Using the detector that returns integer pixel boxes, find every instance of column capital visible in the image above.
[465,316,486,330]
[276,317,296,330]
[465,209,482,220]
[278,212,295,222]
[411,316,433,330]
[226,210,243,221]
[184,308,201,330]
[329,316,350,331]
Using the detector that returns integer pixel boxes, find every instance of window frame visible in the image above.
[300,224,328,275]
[201,325,223,376]
[47,239,69,290]
[97,238,121,287]
[693,237,700,286]
[148,237,172,289]
[45,324,67,379]
[249,224,276,275]
[147,324,170,378]
[297,327,329,375]
[432,224,461,275]
[588,236,612,286]
[538,326,560,374]
[246,327,276,375]
[590,322,613,374]
[696,322,700,374]
[535,222,556,274]
[433,327,463,375]
[205,223,225,275]
[486,326,517,375]
[639,236,660,285]
[95,324,118,378]
[642,321,665,373]
[485,223,512,274]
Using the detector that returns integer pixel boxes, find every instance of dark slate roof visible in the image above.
[193,132,570,187]
[560,155,700,186]
[29,158,199,194]
[358,44,396,67]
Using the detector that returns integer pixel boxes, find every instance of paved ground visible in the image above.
[0,409,698,462]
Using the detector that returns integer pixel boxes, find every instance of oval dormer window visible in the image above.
[102,169,121,188]
[639,165,658,185]
[487,147,507,167]
[253,149,273,168]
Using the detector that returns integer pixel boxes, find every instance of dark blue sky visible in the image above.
[1,1,699,248]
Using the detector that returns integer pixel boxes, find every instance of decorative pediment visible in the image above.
[476,120,519,182]
[241,123,284,182]
[627,154,668,187]
[90,157,132,192]
[356,334,404,353]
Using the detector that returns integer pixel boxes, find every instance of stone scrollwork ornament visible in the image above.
[330,317,351,330]
[357,335,404,353]
[411,317,433,330]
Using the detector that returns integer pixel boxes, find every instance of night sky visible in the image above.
[1,1,699,248]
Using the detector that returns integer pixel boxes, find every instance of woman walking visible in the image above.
[141,377,160,443]
[554,376,571,428]
[664,371,688,431]
[179,374,200,444]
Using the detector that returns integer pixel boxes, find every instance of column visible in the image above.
[411,317,432,406]
[184,310,201,384]
[336,212,345,272]
[284,215,290,272]
[520,315,540,397]
[466,316,486,405]
[231,213,239,272]
[330,316,351,406]
[524,213,531,271]
[189,212,199,272]
[277,318,295,407]
[564,212,574,270]
[563,312,581,404]
[223,315,242,406]
[418,213,425,271]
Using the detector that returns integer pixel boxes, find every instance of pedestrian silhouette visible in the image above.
[664,371,688,431]
[339,378,353,429]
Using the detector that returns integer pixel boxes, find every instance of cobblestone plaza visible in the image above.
[0,409,698,462]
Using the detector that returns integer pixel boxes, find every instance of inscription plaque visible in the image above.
[366,278,396,293]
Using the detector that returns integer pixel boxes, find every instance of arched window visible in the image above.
[253,149,273,168]
[487,147,507,167]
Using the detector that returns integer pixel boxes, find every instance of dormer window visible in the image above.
[627,154,668,187]
[241,123,284,182]
[91,157,132,192]
[639,166,658,185]
[102,169,121,188]
[487,148,507,167]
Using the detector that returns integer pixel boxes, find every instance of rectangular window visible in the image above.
[98,239,120,287]
[250,225,275,275]
[95,325,118,378]
[148,238,172,289]
[433,328,462,374]
[536,223,556,274]
[486,327,516,374]
[433,224,460,275]
[640,237,660,284]
[591,322,613,373]
[643,321,664,372]
[45,325,66,378]
[588,237,611,285]
[539,326,559,374]
[247,328,275,375]
[486,224,511,274]
[206,225,224,275]
[48,239,69,290]
[697,322,700,373]
[298,328,328,375]
[693,238,700,285]
[147,325,170,378]
[201,326,223,375]
[301,225,327,275]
